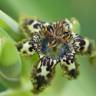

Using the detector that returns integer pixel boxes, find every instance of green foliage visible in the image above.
[0,10,43,96]
[0,10,33,96]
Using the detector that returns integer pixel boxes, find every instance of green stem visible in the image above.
[0,10,25,41]
[0,10,19,33]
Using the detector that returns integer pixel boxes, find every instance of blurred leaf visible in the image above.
[0,89,33,96]
[0,27,21,89]
[20,53,39,78]
[0,40,20,66]
[0,27,15,42]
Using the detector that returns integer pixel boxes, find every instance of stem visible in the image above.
[0,10,25,41]
[0,10,19,33]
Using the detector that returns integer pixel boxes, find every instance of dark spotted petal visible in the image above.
[31,56,57,93]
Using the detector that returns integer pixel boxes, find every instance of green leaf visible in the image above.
[0,27,16,65]
[0,40,20,66]
[0,89,33,96]
[0,27,15,61]
[0,27,21,88]
[20,53,39,78]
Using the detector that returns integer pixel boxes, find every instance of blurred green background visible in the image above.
[0,0,96,96]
